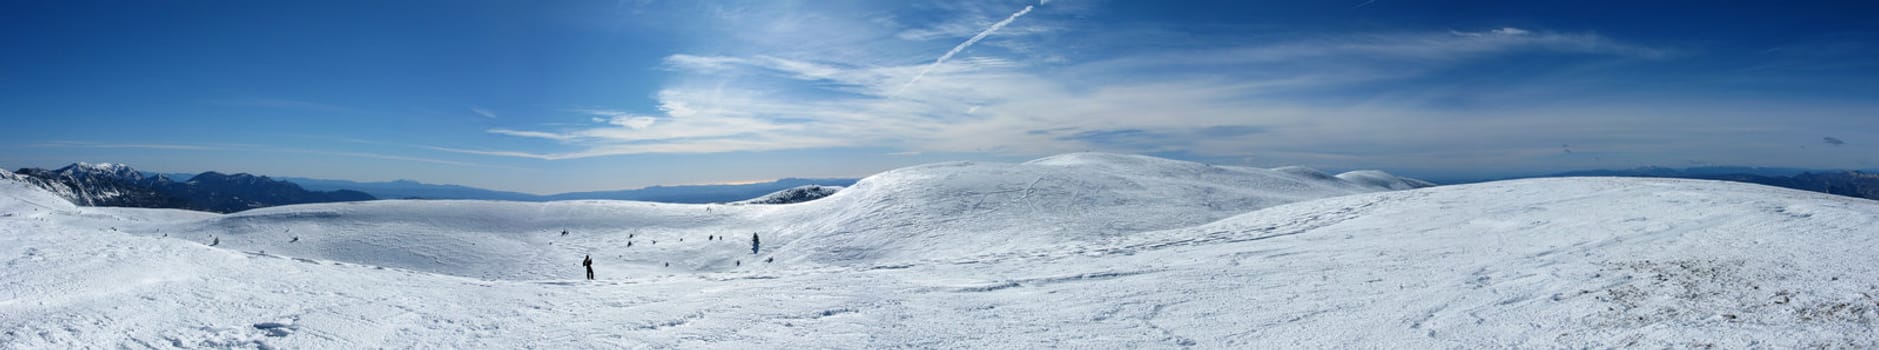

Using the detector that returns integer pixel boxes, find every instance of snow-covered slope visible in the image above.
[11,155,1872,348]
[1335,169,1437,190]
[7,162,173,207]
[733,185,843,205]
[45,153,1426,280]
[0,169,78,215]
[769,153,1425,264]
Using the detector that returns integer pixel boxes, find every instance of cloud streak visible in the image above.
[897,4,1036,94]
[444,1,1854,176]
[30,141,230,151]
[205,98,351,112]
[488,129,577,141]
[31,141,494,168]
[459,26,1696,164]
[471,107,498,119]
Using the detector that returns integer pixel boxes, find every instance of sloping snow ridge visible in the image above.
[771,153,1422,264]
[1334,169,1438,190]
[4,153,1876,348]
[0,169,78,215]
[733,185,843,205]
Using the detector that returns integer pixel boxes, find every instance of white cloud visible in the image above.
[470,107,498,119]
[564,108,660,130]
[899,4,1035,93]
[455,4,1712,170]
[664,54,748,73]
[428,134,846,160]
[487,129,576,141]
[35,141,495,168]
[1176,27,1675,64]
[32,141,228,151]
[606,116,657,129]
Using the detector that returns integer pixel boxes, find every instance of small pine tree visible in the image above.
[751,233,761,255]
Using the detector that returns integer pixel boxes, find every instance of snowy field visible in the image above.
[3,154,1877,348]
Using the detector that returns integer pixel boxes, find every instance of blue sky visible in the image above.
[3,0,1876,194]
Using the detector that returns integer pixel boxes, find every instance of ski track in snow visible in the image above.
[3,154,1879,348]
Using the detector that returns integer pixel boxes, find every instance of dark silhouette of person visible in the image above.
[582,255,594,280]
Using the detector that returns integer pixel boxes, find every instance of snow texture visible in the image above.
[3,153,1875,348]
[733,185,844,205]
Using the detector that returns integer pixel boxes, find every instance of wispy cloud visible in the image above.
[488,129,576,141]
[31,141,237,151]
[426,133,846,160]
[898,3,1037,93]
[284,150,489,167]
[1133,27,1676,67]
[451,0,1716,172]
[568,109,659,130]
[471,107,499,119]
[32,141,495,168]
[205,98,351,112]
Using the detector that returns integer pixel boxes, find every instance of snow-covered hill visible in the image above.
[769,153,1431,264]
[733,185,843,205]
[5,164,375,213]
[98,153,1426,279]
[5,154,1873,348]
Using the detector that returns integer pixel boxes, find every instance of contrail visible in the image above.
[896,4,1035,94]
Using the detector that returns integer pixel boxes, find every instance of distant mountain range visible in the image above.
[3,163,861,213]
[4,163,374,213]
[279,177,543,201]
[281,177,859,203]
[12,161,1872,214]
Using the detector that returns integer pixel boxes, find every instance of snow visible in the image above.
[0,169,81,207]
[64,162,145,181]
[1334,169,1437,190]
[3,154,1877,348]
[732,185,843,205]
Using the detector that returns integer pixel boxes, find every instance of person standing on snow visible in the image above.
[582,255,595,280]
